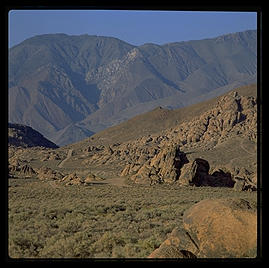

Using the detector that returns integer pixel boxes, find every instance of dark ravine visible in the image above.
[9,30,257,146]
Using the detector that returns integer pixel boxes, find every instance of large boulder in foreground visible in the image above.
[148,198,257,258]
[183,198,257,258]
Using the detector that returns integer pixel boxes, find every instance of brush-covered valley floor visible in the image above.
[8,177,257,259]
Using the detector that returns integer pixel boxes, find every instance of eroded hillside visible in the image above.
[9,84,258,191]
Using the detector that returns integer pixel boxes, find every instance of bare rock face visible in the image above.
[128,145,189,185]
[172,90,257,148]
[115,89,257,187]
[185,158,256,190]
[149,198,257,258]
[177,162,193,186]
[151,145,189,183]
[183,198,257,258]
[190,158,210,186]
[41,152,62,161]
[184,158,235,188]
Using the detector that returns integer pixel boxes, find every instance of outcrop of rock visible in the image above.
[173,91,257,148]
[61,173,84,185]
[180,158,235,188]
[79,89,256,188]
[149,198,257,258]
[233,176,257,192]
[84,173,104,184]
[178,158,257,190]
[37,167,64,180]
[124,145,189,185]
[41,152,62,161]
[9,163,36,178]
[183,198,257,258]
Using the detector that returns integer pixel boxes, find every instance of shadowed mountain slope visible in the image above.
[8,123,59,148]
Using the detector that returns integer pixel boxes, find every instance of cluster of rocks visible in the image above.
[172,91,257,148]
[40,152,62,161]
[8,158,104,186]
[148,198,257,258]
[8,90,257,191]
[178,158,257,191]
[121,145,188,185]
[61,172,104,186]
[178,158,234,187]
[37,166,64,180]
[120,146,256,191]
[78,90,257,190]
[61,173,84,185]
[82,141,161,169]
[9,163,36,178]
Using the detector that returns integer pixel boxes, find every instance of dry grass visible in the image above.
[8,178,257,259]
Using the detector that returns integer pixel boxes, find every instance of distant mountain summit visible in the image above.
[8,123,59,148]
[9,30,257,146]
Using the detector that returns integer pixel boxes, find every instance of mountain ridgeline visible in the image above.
[9,30,257,146]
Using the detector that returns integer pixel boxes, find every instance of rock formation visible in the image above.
[122,145,189,185]
[178,158,256,190]
[61,173,84,185]
[37,166,64,181]
[148,227,198,258]
[9,163,36,178]
[149,198,257,258]
[84,173,104,184]
[173,91,257,148]
[8,86,257,191]
[78,88,257,189]
[185,158,235,187]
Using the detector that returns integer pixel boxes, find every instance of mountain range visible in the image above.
[9,30,257,146]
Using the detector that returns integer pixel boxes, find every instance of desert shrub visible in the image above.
[40,233,89,258]
[8,179,257,258]
[137,235,163,255]
[9,232,44,258]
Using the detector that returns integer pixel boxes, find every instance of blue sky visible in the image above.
[9,10,257,48]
